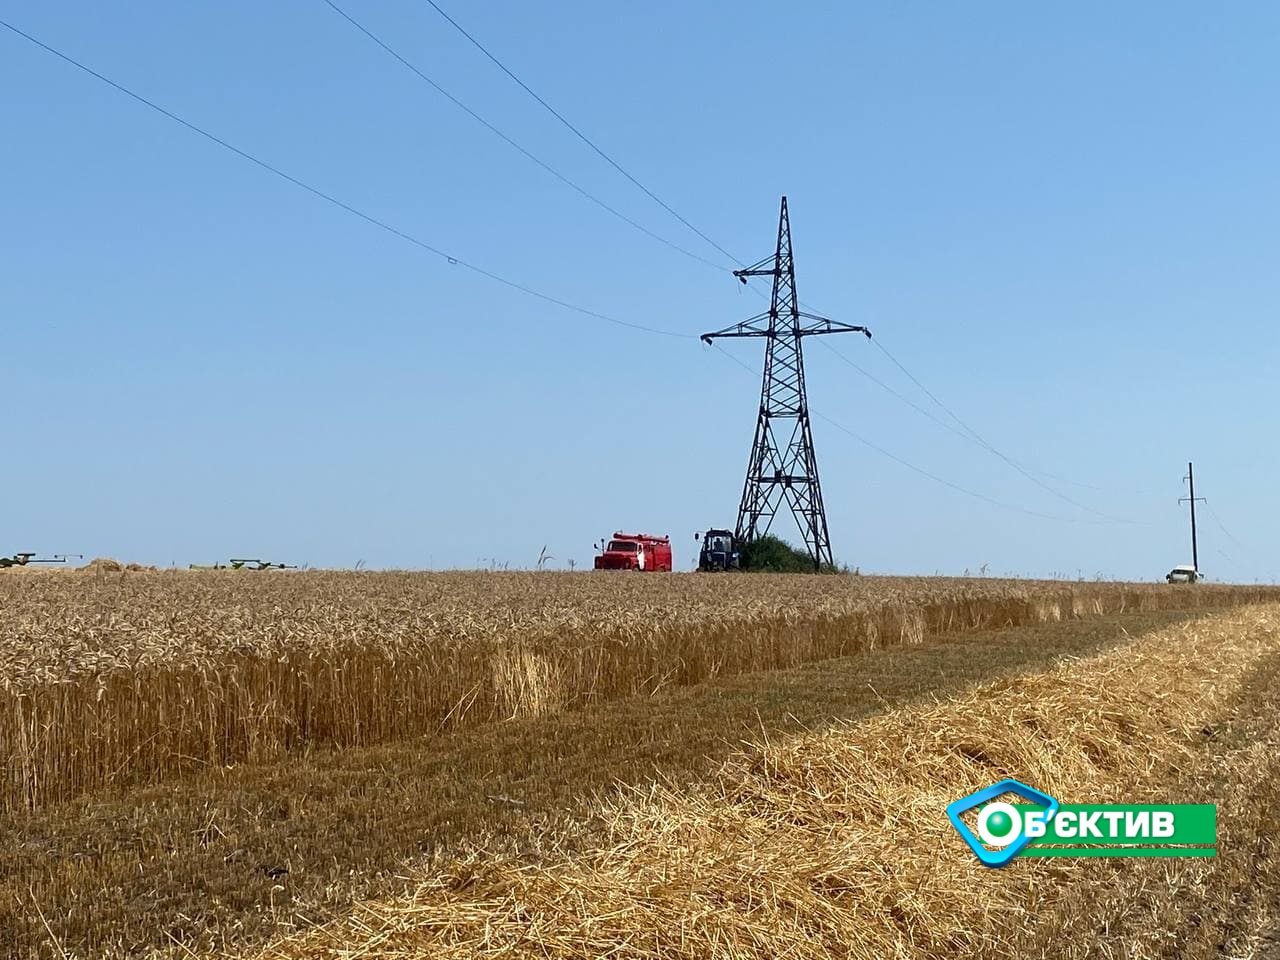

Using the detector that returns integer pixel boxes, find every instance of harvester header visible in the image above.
[0,552,82,568]
[187,559,298,571]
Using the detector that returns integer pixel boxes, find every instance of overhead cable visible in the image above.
[321,0,728,273]
[0,17,690,341]
[418,0,743,266]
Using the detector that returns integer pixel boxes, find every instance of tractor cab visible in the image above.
[697,529,740,571]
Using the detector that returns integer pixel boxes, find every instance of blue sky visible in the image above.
[3,2,1277,579]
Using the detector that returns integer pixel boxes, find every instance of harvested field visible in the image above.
[0,608,1201,958]
[1,573,1277,959]
[254,604,1280,960]
[1,571,1273,814]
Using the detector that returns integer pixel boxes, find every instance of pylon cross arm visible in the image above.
[732,254,780,281]
[700,312,774,343]
[796,313,872,338]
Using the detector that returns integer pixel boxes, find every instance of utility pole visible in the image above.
[701,197,871,571]
[1179,461,1204,573]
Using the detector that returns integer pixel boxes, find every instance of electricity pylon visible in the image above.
[701,196,871,570]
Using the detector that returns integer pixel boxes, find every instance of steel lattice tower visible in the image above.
[701,197,871,570]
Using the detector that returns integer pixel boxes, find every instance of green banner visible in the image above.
[1010,804,1216,846]
[1021,848,1217,858]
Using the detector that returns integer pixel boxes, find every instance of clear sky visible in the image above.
[3,2,1277,580]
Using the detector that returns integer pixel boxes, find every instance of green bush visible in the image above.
[739,534,840,573]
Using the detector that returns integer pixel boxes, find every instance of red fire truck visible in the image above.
[593,532,673,571]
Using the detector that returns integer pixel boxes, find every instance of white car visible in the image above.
[1165,565,1202,583]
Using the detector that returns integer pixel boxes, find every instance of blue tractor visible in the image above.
[696,529,740,571]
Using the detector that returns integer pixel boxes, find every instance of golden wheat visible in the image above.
[255,604,1280,960]
[1,570,1275,813]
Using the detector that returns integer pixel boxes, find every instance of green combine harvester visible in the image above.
[188,559,298,571]
[0,552,82,569]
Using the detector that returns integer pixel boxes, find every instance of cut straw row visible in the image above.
[255,604,1280,959]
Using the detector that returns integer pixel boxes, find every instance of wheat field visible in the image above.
[2,569,1275,815]
[256,603,1280,960]
[2,569,1279,958]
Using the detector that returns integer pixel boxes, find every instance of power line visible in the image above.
[1202,506,1276,580]
[0,17,690,341]
[8,14,1250,567]
[418,0,742,266]
[708,343,1117,526]
[729,237,1147,526]
[769,257,1156,501]
[1202,502,1252,558]
[866,338,1144,525]
[319,0,727,274]
[813,411,1104,525]
[706,212,1138,526]
[817,339,993,447]
[821,338,1158,513]
[0,15,1200,538]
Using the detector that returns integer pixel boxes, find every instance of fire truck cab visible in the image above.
[593,532,672,571]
